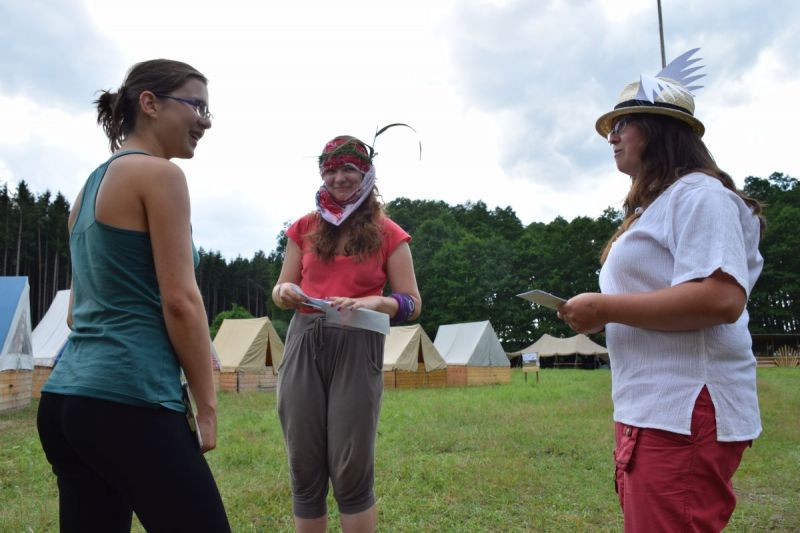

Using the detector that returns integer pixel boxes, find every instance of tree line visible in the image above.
[1,182,71,324]
[3,172,797,349]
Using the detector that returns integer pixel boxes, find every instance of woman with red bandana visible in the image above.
[272,135,421,533]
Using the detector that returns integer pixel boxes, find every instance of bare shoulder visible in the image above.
[110,154,188,194]
[119,154,185,179]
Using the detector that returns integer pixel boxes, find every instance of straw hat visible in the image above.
[596,49,706,138]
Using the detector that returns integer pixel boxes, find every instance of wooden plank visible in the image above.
[219,372,238,391]
[219,371,278,393]
[756,356,776,368]
[446,366,467,387]
[383,370,396,389]
[32,366,52,399]
[0,370,33,413]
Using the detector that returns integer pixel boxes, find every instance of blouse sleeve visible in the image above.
[285,213,315,249]
[665,180,753,295]
[382,217,412,259]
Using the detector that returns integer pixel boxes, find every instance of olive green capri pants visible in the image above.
[277,312,384,519]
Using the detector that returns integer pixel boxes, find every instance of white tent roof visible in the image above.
[383,325,446,372]
[32,290,71,367]
[433,320,509,367]
[213,317,284,374]
[509,333,608,358]
[0,277,33,371]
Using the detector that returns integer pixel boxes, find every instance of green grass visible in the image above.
[2,369,798,532]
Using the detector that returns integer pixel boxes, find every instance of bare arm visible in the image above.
[272,239,307,310]
[142,160,217,452]
[559,270,747,334]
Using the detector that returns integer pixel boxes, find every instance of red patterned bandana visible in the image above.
[318,136,372,175]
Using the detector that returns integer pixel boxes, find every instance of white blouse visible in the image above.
[599,172,763,441]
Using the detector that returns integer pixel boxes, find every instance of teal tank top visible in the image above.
[43,151,200,411]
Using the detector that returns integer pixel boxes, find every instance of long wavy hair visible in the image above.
[308,188,385,263]
[94,59,207,152]
[600,113,764,263]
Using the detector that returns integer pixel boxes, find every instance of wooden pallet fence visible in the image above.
[219,368,279,392]
[31,366,53,399]
[384,363,447,390]
[446,365,511,387]
[0,370,33,413]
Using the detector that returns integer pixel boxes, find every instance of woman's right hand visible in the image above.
[275,282,307,310]
[558,292,607,334]
[196,411,217,453]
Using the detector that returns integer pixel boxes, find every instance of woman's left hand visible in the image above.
[328,296,378,312]
[558,293,607,334]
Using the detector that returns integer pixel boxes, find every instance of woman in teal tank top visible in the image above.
[36,59,230,532]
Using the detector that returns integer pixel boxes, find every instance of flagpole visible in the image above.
[657,0,666,67]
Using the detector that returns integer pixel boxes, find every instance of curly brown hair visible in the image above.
[308,188,385,263]
[601,113,764,263]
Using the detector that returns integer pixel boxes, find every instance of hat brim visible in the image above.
[595,106,705,138]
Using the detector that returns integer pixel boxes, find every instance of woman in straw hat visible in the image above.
[558,49,764,531]
[272,133,421,533]
[37,59,230,532]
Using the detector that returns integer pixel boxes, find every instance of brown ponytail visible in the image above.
[94,59,207,152]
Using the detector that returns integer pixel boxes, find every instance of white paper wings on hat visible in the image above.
[635,48,706,103]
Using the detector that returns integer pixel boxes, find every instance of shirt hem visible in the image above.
[613,416,762,442]
[40,385,184,412]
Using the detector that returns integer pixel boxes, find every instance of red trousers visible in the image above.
[614,387,751,532]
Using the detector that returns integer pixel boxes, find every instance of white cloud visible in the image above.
[0,0,121,109]
[1,0,797,259]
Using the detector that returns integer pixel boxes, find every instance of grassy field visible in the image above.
[1,369,798,532]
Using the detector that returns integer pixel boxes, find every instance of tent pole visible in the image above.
[657,0,666,68]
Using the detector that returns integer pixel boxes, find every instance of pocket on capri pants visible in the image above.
[614,425,640,493]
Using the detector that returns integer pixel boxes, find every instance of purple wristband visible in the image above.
[390,293,415,324]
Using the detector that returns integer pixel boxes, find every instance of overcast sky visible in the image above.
[1,0,797,259]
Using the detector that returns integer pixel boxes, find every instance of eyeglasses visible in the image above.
[154,93,213,120]
[608,117,632,140]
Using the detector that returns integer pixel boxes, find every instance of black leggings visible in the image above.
[37,392,231,533]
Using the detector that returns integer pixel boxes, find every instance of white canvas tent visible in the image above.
[434,320,510,386]
[383,325,447,389]
[32,290,71,368]
[510,333,608,358]
[0,277,33,412]
[509,333,609,368]
[213,317,284,391]
[434,320,509,367]
[384,325,446,372]
[0,277,33,372]
[31,289,71,398]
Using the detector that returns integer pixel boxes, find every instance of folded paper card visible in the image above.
[516,289,567,310]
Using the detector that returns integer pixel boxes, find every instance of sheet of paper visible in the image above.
[182,384,203,449]
[295,286,390,335]
[516,289,567,310]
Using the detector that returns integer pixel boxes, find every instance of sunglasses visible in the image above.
[607,117,633,140]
